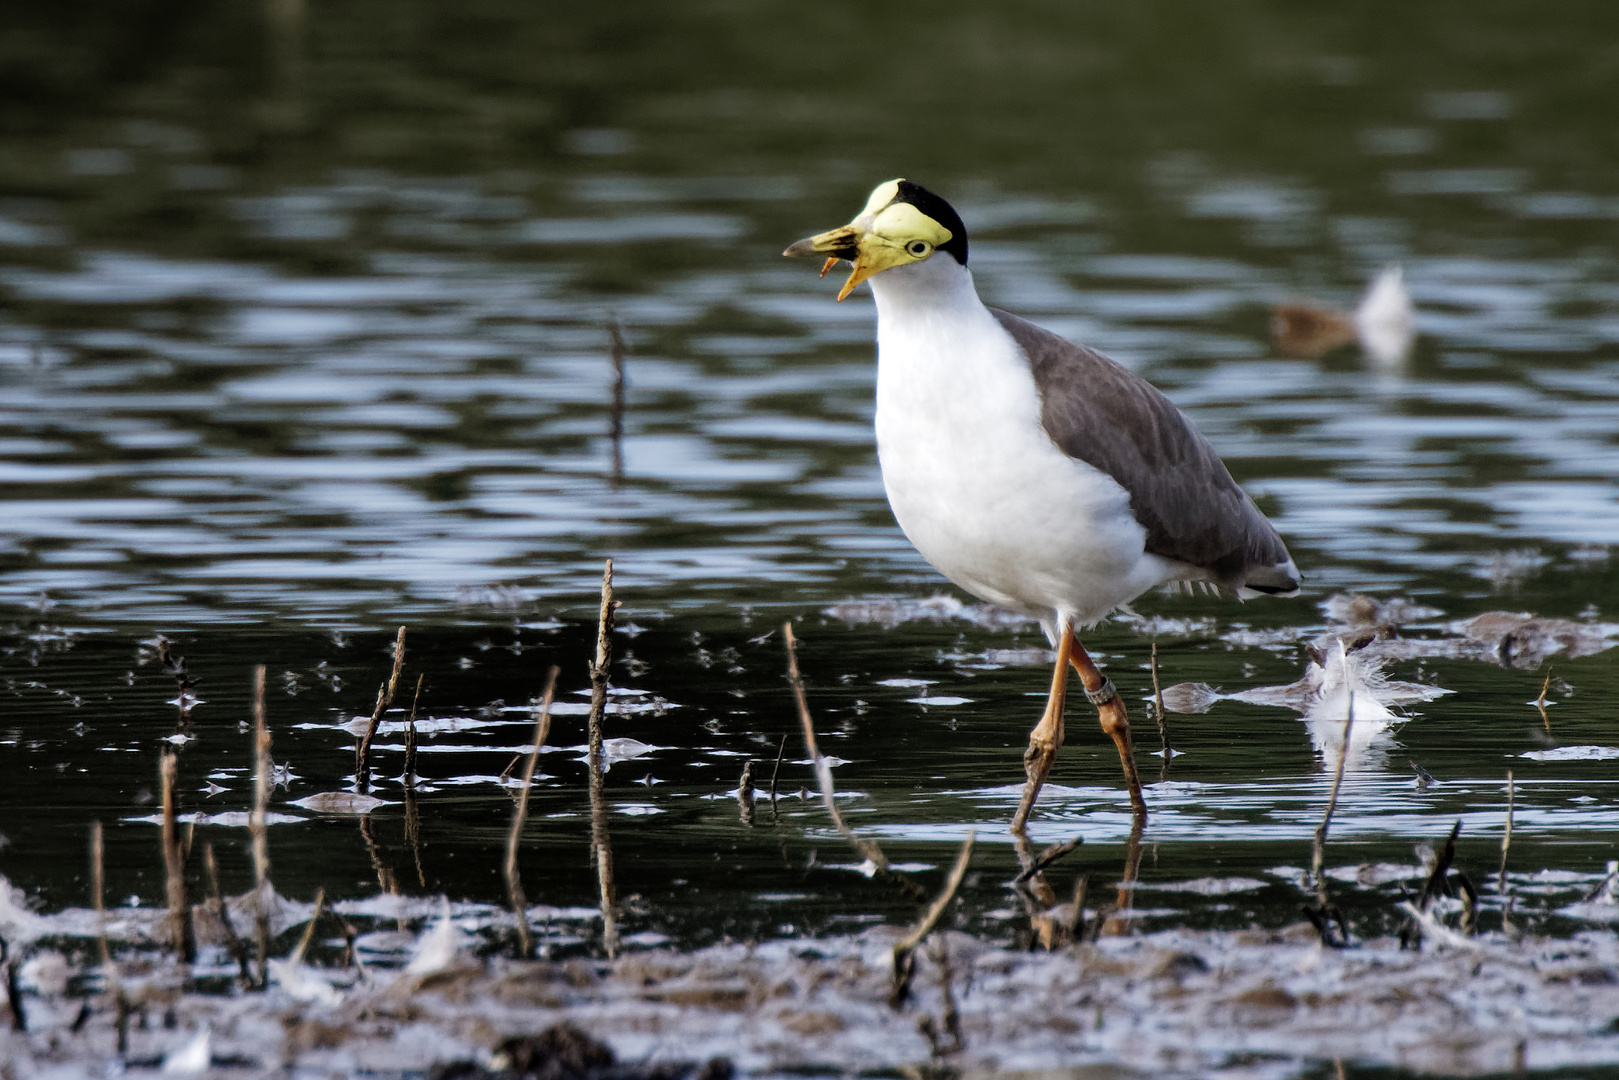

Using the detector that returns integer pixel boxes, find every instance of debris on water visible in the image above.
[1114,612,1218,638]
[5,918,1619,1077]
[1518,745,1619,761]
[823,594,1036,630]
[568,737,663,772]
[1473,547,1550,590]
[1155,681,1222,714]
[267,956,344,1005]
[290,792,390,814]
[1271,264,1415,365]
[1321,592,1443,629]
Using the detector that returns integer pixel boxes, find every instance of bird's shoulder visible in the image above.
[987,307,1209,473]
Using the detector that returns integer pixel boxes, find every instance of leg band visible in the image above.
[1084,677,1118,707]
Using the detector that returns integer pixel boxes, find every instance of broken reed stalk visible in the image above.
[1012,837,1084,886]
[357,625,407,792]
[290,888,326,965]
[768,733,787,806]
[87,820,128,1035]
[404,673,424,787]
[1498,770,1515,900]
[1150,642,1171,758]
[586,561,619,959]
[90,821,110,968]
[890,831,975,1006]
[505,665,560,958]
[1311,691,1355,897]
[250,664,272,988]
[784,622,891,870]
[608,321,627,481]
[203,843,252,987]
[737,760,757,825]
[159,753,195,963]
[587,560,615,792]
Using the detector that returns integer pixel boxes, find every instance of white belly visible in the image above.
[872,292,1175,630]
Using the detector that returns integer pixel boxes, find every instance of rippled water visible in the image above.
[2,2,1618,962]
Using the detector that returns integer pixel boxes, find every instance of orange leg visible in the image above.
[1069,640,1148,821]
[1010,624,1075,834]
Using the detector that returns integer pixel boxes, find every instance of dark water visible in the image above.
[3,2,1619,956]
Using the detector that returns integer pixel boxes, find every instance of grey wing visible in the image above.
[989,308,1297,592]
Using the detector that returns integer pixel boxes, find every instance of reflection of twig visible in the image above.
[1533,671,1552,732]
[506,666,559,957]
[891,831,975,1006]
[587,562,619,959]
[608,322,627,482]
[1311,692,1354,902]
[159,753,194,962]
[360,814,396,895]
[250,665,273,988]
[357,626,407,792]
[1498,770,1515,930]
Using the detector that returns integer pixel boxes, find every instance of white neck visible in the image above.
[867,254,983,320]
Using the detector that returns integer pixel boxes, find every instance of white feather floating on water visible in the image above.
[1354,264,1415,367]
[404,895,460,975]
[267,957,343,1006]
[160,1027,211,1074]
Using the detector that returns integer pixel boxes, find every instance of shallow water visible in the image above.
[2,0,1618,989]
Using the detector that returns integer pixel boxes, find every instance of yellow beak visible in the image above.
[777,223,893,299]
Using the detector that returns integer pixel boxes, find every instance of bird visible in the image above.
[784,179,1300,831]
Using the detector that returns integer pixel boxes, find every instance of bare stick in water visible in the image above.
[1498,770,1515,929]
[505,665,559,957]
[1311,691,1355,903]
[1150,642,1172,754]
[608,321,628,482]
[404,673,424,788]
[90,821,109,967]
[784,623,890,870]
[586,561,619,958]
[250,664,273,988]
[204,844,251,988]
[768,733,787,806]
[357,625,407,791]
[737,760,757,825]
[587,560,615,787]
[89,820,127,1033]
[890,830,975,1006]
[159,753,195,963]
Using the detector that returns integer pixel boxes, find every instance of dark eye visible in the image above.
[906,240,931,258]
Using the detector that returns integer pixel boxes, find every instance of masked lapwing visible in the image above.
[785,179,1300,831]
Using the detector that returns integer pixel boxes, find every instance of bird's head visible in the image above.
[783,179,968,300]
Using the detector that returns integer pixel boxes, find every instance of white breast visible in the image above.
[869,259,1180,630]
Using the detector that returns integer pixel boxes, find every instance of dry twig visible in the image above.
[505,666,559,957]
[357,626,407,790]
